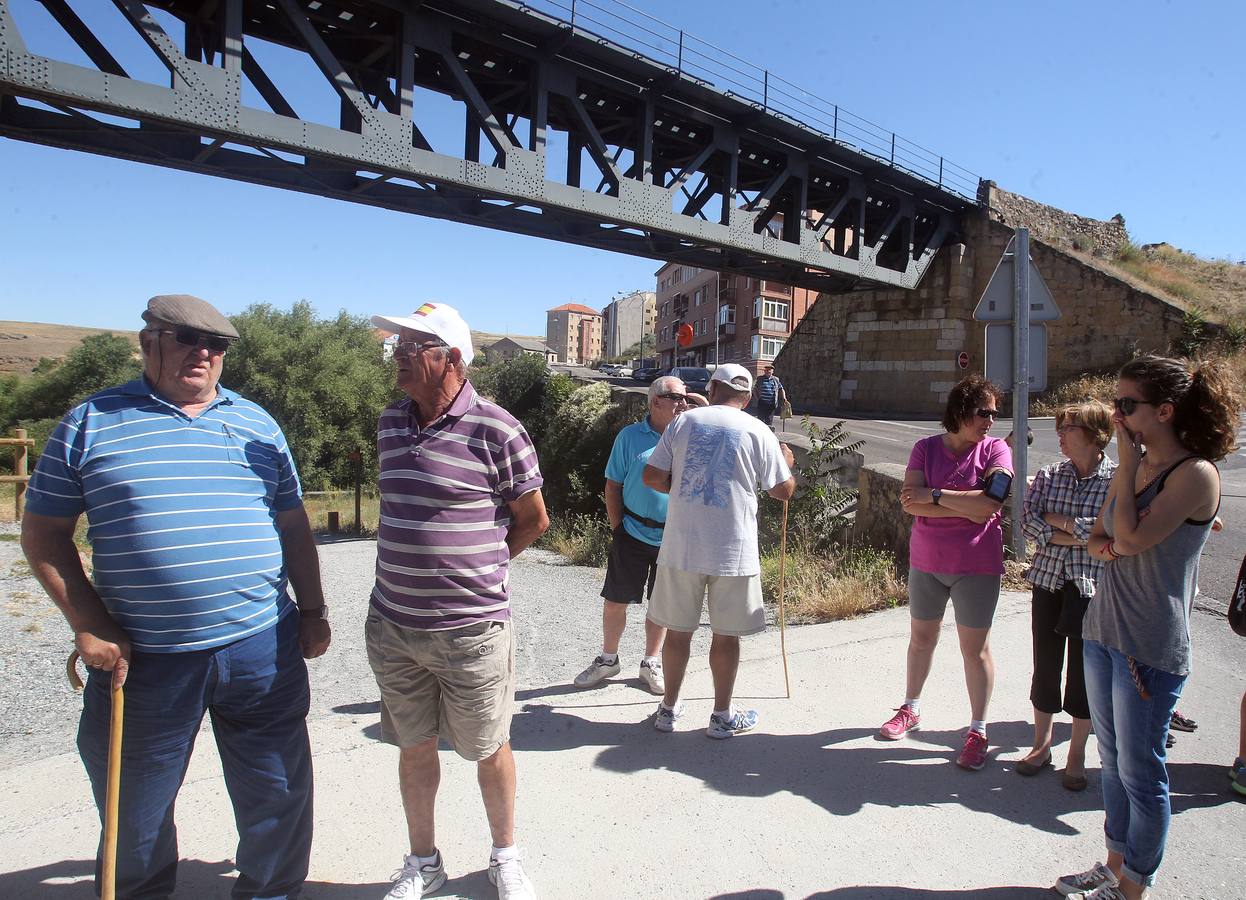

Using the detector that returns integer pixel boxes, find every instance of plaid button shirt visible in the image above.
[1022,455,1117,597]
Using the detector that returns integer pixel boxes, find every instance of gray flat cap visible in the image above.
[142,294,239,339]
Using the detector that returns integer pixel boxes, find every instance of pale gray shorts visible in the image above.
[907,567,1002,629]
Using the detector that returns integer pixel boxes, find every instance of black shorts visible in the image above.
[600,524,661,605]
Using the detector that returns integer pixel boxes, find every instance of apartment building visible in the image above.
[652,263,817,373]
[546,302,603,365]
[600,290,656,360]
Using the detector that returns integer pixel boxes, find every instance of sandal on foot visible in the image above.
[1016,753,1052,776]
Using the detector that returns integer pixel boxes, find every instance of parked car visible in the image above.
[615,367,633,378]
[599,364,620,376]
[668,366,712,395]
[632,365,662,383]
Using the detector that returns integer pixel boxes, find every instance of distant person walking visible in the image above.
[752,364,787,429]
[884,374,1012,771]
[1018,401,1115,792]
[21,294,330,900]
[573,376,703,694]
[642,363,795,738]
[365,302,548,900]
[1055,355,1240,900]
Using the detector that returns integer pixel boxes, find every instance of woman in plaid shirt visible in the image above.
[1018,400,1115,791]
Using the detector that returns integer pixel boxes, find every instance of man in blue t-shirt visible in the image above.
[21,294,330,900]
[753,364,787,429]
[573,375,703,693]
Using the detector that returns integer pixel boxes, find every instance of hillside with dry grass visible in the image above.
[0,321,140,375]
[1085,242,1246,326]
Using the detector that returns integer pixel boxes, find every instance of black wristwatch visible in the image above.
[931,488,942,506]
[299,604,329,621]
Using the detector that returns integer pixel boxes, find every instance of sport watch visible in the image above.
[299,604,329,621]
[930,488,942,506]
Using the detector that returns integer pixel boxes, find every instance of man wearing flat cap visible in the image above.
[365,302,548,899]
[22,294,330,899]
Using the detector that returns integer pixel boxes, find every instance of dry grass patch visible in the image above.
[1030,372,1118,416]
[302,492,380,536]
[761,545,906,623]
[538,513,612,568]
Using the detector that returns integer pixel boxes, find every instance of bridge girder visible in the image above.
[0,0,975,291]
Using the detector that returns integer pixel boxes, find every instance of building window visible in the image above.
[751,335,786,359]
[694,288,702,306]
[718,305,735,325]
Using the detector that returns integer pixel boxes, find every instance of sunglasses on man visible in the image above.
[147,326,233,353]
[658,392,689,404]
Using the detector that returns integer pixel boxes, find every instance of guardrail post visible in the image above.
[763,70,768,110]
[15,428,29,518]
[938,157,943,188]
[833,106,838,140]
[890,133,895,164]
[677,31,683,75]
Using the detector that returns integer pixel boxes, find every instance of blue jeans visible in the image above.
[78,613,312,900]
[1083,639,1185,887]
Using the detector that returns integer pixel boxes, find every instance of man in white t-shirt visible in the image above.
[642,363,796,738]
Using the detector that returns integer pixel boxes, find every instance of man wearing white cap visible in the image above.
[365,302,548,900]
[642,363,795,738]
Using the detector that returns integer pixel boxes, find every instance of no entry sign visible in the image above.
[957,351,969,370]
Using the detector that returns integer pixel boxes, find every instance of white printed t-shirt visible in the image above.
[647,404,791,577]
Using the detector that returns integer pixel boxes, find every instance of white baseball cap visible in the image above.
[371,302,474,365]
[710,363,753,393]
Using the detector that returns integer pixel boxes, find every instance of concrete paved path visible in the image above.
[2,591,1242,899]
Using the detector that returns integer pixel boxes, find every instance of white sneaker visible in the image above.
[1055,862,1118,897]
[573,654,620,688]
[1070,885,1144,900]
[638,659,665,694]
[384,850,446,898]
[488,852,535,900]
[654,702,682,732]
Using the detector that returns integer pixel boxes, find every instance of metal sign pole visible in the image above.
[1011,228,1030,561]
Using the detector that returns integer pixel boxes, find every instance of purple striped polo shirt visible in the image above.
[371,380,543,630]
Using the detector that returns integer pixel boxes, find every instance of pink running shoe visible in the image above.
[879,705,920,740]
[957,729,989,770]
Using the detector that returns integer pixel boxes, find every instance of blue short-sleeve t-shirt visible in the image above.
[24,378,303,652]
[604,417,666,546]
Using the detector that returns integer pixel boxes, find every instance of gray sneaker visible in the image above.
[707,708,759,739]
[1055,862,1117,897]
[654,702,682,732]
[638,659,665,695]
[384,850,446,898]
[573,654,621,688]
[1070,884,1145,900]
[488,851,535,900]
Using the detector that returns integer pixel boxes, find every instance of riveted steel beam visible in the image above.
[0,0,975,291]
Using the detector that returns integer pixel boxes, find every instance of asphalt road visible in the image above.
[575,368,1246,610]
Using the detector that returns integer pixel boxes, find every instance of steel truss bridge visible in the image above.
[0,0,981,291]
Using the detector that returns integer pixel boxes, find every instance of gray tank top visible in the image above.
[1083,457,1217,676]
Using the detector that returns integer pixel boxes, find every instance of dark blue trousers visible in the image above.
[77,613,313,900]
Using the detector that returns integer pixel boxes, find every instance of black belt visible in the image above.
[624,506,665,530]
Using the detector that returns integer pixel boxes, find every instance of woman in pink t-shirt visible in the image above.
[880,375,1014,772]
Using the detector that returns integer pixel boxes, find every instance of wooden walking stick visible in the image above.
[778,499,791,698]
[68,651,124,900]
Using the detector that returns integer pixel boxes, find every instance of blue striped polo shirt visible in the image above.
[372,380,543,630]
[24,378,303,652]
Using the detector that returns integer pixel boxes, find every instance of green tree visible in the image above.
[222,301,397,490]
[7,333,141,424]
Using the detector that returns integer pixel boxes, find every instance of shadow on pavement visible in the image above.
[511,707,1099,835]
[0,858,392,898]
[805,888,1056,899]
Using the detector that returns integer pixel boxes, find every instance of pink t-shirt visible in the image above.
[907,434,1012,575]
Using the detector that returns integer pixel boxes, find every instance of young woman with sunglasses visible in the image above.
[1018,401,1115,792]
[887,375,1013,771]
[1054,356,1241,900]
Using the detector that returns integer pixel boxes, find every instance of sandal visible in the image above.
[1016,752,1053,776]
[1170,710,1198,732]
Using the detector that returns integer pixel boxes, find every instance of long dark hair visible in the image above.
[1119,355,1241,461]
[941,374,1002,433]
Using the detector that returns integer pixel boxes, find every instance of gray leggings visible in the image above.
[908,567,1002,629]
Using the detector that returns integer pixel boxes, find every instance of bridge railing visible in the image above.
[513,0,981,201]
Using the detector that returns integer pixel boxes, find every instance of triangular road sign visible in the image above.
[973,236,1061,322]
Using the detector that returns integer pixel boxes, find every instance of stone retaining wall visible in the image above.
[980,181,1128,258]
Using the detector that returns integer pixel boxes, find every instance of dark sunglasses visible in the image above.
[658,392,689,404]
[149,326,233,352]
[1113,396,1157,416]
[975,407,999,419]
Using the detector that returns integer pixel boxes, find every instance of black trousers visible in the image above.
[1030,583,1091,720]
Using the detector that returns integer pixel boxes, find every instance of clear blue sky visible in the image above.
[2,0,1243,336]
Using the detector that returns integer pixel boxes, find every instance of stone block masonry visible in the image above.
[779,191,1187,417]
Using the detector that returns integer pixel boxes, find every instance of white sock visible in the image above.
[970,719,987,735]
[713,707,732,720]
[904,699,921,714]
[599,651,618,664]
[642,655,660,667]
[491,844,519,863]
[410,850,439,868]
[659,700,680,712]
